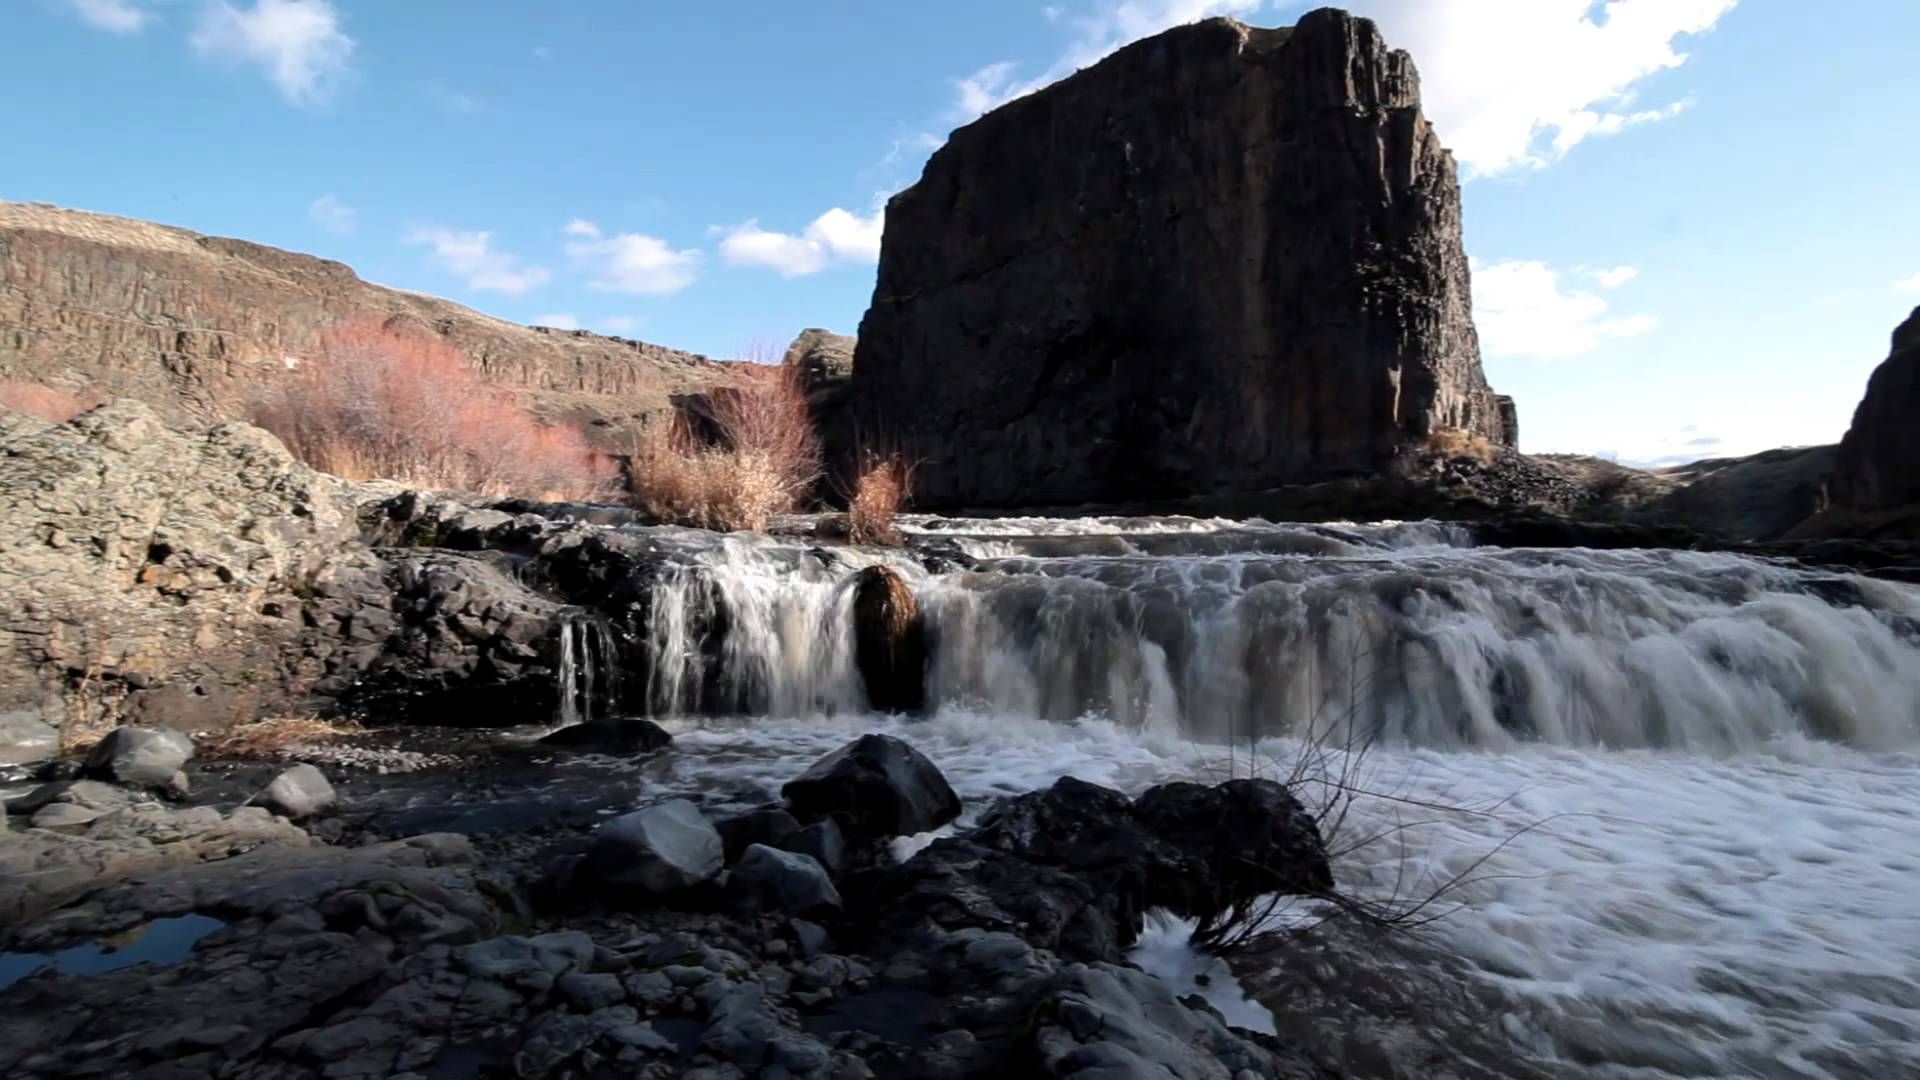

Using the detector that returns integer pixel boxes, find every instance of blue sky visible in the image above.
[6,0,1919,464]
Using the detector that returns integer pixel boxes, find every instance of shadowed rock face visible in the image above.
[0,200,734,442]
[1819,306,1920,535]
[843,8,1511,509]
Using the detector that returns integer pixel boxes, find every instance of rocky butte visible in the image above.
[0,200,732,439]
[1803,305,1920,537]
[841,8,1515,509]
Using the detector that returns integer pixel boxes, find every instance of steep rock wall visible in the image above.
[842,8,1511,508]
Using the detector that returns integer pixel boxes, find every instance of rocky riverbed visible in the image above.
[1,722,1339,1079]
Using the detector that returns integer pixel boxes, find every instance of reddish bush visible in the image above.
[249,319,609,498]
[846,450,914,545]
[625,357,822,531]
[0,380,100,423]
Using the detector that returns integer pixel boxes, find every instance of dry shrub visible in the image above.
[846,451,914,546]
[0,379,101,423]
[201,716,360,760]
[249,319,611,499]
[626,360,821,531]
[1425,427,1498,464]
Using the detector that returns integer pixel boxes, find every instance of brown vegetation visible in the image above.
[247,319,610,499]
[201,716,360,760]
[846,451,914,545]
[625,359,821,531]
[1424,426,1499,464]
[0,379,101,424]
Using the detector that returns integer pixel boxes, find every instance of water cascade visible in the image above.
[554,610,621,728]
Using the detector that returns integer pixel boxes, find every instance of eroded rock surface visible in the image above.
[842,10,1510,508]
[1809,305,1920,537]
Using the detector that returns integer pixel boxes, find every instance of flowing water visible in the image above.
[564,514,1920,1078]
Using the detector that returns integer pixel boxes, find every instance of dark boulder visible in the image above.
[837,9,1510,509]
[780,819,847,873]
[715,807,803,863]
[782,734,960,840]
[725,844,844,918]
[1804,306,1920,537]
[538,720,673,754]
[578,799,724,900]
[851,565,927,713]
[1133,778,1333,935]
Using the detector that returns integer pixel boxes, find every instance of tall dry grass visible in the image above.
[846,451,914,545]
[625,359,821,532]
[0,380,101,423]
[249,319,609,499]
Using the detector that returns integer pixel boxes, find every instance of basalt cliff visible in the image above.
[0,200,731,439]
[838,8,1514,508]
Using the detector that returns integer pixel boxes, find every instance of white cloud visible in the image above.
[533,313,581,330]
[714,207,884,277]
[1472,258,1656,359]
[953,0,1262,120]
[64,0,149,33]
[307,193,354,234]
[405,227,551,294]
[566,232,702,295]
[1589,265,1639,289]
[1896,273,1920,293]
[600,316,640,333]
[191,0,354,106]
[949,1,1731,175]
[1339,0,1733,176]
[562,218,602,238]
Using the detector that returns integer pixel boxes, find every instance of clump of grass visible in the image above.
[1425,426,1499,464]
[0,379,101,424]
[201,716,361,760]
[846,451,914,546]
[247,318,612,499]
[625,359,821,532]
[57,667,124,757]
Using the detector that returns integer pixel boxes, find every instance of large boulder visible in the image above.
[580,799,725,898]
[81,726,194,788]
[851,566,927,713]
[781,734,961,840]
[838,10,1510,509]
[1805,306,1920,536]
[258,764,338,820]
[725,844,844,917]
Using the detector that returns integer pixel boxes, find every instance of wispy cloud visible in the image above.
[713,207,884,277]
[190,0,354,106]
[307,193,355,234]
[1896,272,1920,292]
[405,227,551,294]
[532,45,554,61]
[63,0,149,34]
[1589,265,1639,289]
[562,218,602,238]
[1472,258,1656,359]
[600,316,640,333]
[566,231,702,295]
[533,313,581,330]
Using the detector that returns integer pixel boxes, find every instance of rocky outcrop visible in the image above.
[850,565,927,712]
[1806,306,1920,536]
[0,200,733,441]
[842,9,1510,508]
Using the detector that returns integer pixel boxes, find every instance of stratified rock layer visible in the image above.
[0,200,732,440]
[1819,306,1920,535]
[844,8,1510,508]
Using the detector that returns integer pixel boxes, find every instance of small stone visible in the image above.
[558,971,627,1012]
[82,726,194,788]
[780,819,845,873]
[258,763,337,819]
[29,802,104,828]
[582,799,724,898]
[726,845,842,918]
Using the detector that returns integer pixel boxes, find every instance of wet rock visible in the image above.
[726,844,843,918]
[782,734,960,840]
[257,763,337,820]
[81,726,194,789]
[0,712,57,766]
[1133,778,1333,938]
[5,778,139,818]
[581,799,725,899]
[1028,964,1306,1079]
[539,719,674,754]
[717,807,803,863]
[851,566,927,712]
[781,819,846,873]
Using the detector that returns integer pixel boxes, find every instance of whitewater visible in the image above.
[573,514,1920,1078]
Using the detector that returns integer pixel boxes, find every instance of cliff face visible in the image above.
[0,201,732,438]
[1815,307,1920,535]
[843,8,1511,508]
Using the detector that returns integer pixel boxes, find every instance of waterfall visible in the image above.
[634,519,1920,752]
[554,611,620,728]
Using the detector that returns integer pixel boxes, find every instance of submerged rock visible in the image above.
[81,726,193,789]
[538,719,674,754]
[782,733,961,840]
[581,799,725,899]
[851,565,927,713]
